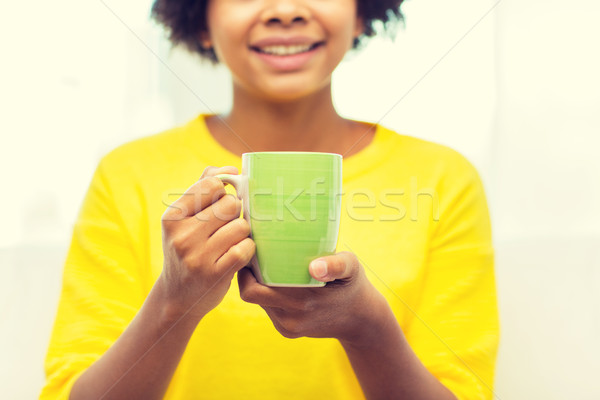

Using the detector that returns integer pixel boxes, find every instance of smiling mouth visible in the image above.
[250,42,324,56]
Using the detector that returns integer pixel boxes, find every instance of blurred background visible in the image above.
[1,0,599,398]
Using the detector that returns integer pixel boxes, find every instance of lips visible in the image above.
[250,36,325,56]
[248,36,325,71]
[253,43,322,56]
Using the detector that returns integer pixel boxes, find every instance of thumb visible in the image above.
[309,252,360,283]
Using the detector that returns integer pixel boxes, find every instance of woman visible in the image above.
[41,1,499,399]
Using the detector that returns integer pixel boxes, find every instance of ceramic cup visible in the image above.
[217,152,342,287]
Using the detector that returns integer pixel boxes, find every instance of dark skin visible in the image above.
[71,169,454,400]
[70,0,457,398]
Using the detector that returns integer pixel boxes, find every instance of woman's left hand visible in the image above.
[237,252,387,345]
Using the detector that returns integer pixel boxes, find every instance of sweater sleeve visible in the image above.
[404,155,500,400]
[40,156,148,400]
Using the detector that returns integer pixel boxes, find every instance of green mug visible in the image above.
[217,152,342,287]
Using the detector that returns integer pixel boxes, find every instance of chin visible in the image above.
[257,79,330,103]
[264,89,317,102]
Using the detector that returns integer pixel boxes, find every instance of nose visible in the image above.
[260,1,310,27]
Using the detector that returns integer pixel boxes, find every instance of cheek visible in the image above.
[210,28,248,68]
[322,10,360,50]
[206,6,254,61]
[328,26,357,64]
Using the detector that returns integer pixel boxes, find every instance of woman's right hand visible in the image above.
[159,166,255,323]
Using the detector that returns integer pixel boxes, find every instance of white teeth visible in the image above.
[259,44,314,56]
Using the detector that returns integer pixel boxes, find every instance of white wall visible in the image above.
[1,0,599,398]
[492,0,600,240]
[492,1,600,398]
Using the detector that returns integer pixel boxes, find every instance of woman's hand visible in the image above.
[160,166,256,323]
[238,252,388,345]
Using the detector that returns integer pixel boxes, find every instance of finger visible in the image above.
[309,252,360,282]
[237,267,265,304]
[194,192,242,233]
[238,268,310,309]
[207,218,251,256]
[164,176,225,220]
[261,307,305,339]
[163,195,242,263]
[237,268,283,307]
[163,166,239,221]
[200,165,239,180]
[214,237,256,275]
[237,266,256,285]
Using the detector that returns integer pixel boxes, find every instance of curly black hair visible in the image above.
[150,0,405,63]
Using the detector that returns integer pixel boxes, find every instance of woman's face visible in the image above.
[204,0,362,102]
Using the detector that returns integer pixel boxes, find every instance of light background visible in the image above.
[1,0,599,398]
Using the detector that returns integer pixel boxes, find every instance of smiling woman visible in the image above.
[150,0,404,63]
[39,0,499,399]
[201,0,365,101]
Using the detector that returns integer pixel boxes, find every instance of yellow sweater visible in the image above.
[41,115,499,399]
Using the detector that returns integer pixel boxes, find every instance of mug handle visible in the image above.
[216,174,247,199]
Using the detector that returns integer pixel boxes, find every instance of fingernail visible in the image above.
[311,260,328,279]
